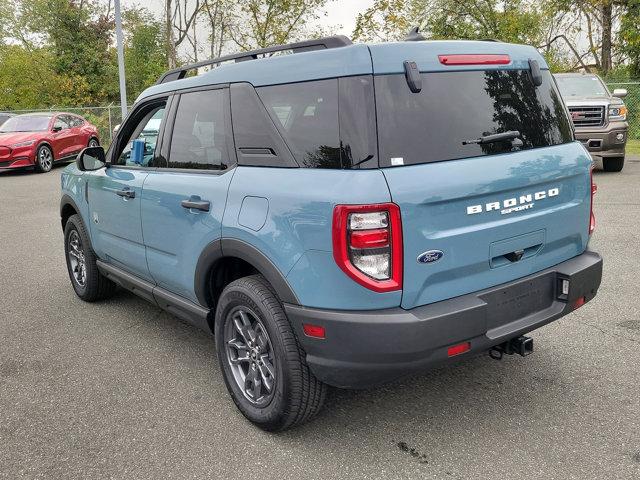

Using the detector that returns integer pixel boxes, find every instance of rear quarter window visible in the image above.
[375,69,574,167]
[256,77,377,169]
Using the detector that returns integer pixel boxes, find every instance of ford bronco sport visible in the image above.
[554,72,628,172]
[60,35,603,431]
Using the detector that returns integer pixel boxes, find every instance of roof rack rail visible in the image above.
[156,35,353,84]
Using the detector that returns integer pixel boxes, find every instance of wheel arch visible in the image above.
[36,141,54,160]
[60,194,81,231]
[195,238,300,325]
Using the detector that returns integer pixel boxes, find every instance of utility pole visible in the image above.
[114,0,128,120]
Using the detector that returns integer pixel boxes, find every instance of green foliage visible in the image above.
[426,0,543,44]
[122,9,168,103]
[353,0,547,44]
[0,0,167,109]
[619,0,640,77]
[0,45,91,110]
[353,0,414,42]
[24,0,114,101]
[229,0,333,49]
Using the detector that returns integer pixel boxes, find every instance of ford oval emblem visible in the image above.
[417,250,444,264]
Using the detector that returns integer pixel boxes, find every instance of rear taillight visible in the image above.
[589,167,597,235]
[332,203,402,292]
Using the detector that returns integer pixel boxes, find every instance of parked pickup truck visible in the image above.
[60,34,603,431]
[554,73,628,172]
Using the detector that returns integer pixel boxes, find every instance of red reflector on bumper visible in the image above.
[573,297,586,310]
[447,342,471,357]
[438,54,511,65]
[303,324,325,339]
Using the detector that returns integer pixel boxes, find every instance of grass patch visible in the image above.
[626,139,640,155]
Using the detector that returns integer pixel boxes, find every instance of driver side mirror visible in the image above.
[76,146,106,171]
[613,88,627,98]
[52,125,62,133]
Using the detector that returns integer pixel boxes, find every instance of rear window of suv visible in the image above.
[375,69,573,167]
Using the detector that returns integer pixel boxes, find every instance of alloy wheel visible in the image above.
[224,307,277,406]
[67,230,86,287]
[39,148,52,171]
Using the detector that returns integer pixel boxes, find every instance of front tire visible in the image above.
[215,274,326,431]
[64,214,117,302]
[34,145,53,173]
[603,156,624,172]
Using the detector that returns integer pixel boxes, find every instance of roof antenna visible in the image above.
[405,26,426,42]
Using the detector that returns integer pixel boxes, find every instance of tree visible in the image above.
[165,0,202,67]
[123,8,168,102]
[544,0,625,74]
[619,0,640,76]
[353,0,546,45]
[0,46,91,109]
[203,0,232,58]
[21,0,114,101]
[352,0,413,42]
[227,0,335,50]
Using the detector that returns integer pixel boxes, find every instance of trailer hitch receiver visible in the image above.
[489,336,534,360]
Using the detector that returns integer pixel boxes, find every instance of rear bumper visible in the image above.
[285,250,603,389]
[574,121,627,157]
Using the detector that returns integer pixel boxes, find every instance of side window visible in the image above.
[167,89,230,170]
[338,76,378,169]
[62,115,76,128]
[114,102,166,167]
[71,116,84,127]
[53,116,71,131]
[258,79,340,168]
[230,83,297,168]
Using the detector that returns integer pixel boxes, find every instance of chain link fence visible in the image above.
[606,81,640,139]
[3,105,128,147]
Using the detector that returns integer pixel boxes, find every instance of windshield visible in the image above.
[0,115,51,133]
[376,69,573,166]
[555,76,608,97]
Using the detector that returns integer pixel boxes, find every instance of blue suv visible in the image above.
[60,34,603,431]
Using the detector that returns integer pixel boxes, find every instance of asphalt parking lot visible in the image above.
[1,159,639,480]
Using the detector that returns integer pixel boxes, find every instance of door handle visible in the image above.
[181,198,210,212]
[116,188,135,199]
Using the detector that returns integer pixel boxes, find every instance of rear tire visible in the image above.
[603,156,624,172]
[64,214,117,302]
[34,145,53,173]
[214,274,326,431]
[88,137,100,148]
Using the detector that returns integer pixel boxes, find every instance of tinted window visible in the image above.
[258,79,341,168]
[115,103,166,166]
[338,76,377,169]
[167,89,230,170]
[376,70,573,167]
[230,83,297,168]
[0,115,51,132]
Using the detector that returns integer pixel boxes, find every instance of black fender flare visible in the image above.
[60,194,82,230]
[194,238,300,308]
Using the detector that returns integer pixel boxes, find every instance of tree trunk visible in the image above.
[601,0,613,74]
[165,0,177,68]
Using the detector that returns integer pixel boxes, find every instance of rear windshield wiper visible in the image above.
[462,130,521,146]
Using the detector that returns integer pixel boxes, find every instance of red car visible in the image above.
[0,112,100,173]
